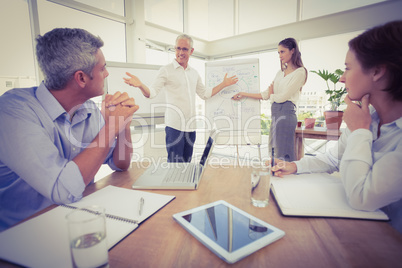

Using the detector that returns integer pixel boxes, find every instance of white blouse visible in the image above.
[296,107,402,233]
[261,67,306,105]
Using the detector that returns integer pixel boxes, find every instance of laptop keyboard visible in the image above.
[163,164,196,183]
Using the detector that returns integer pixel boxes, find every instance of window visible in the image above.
[301,0,386,20]
[238,0,297,35]
[187,0,234,41]
[187,0,208,40]
[74,0,125,16]
[299,31,362,114]
[145,0,183,32]
[300,31,362,94]
[38,0,126,62]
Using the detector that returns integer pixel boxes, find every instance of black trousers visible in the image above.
[165,126,196,163]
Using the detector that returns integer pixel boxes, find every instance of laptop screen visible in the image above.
[199,136,213,166]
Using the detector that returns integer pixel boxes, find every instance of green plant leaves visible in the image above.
[311,69,346,111]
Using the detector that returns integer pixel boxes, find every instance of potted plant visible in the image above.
[297,112,315,129]
[311,69,346,129]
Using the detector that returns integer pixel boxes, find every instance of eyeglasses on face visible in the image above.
[175,47,191,52]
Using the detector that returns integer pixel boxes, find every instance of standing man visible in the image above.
[0,28,138,231]
[124,34,238,162]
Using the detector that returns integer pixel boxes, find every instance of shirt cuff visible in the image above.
[107,156,123,172]
[204,86,213,99]
[104,139,123,171]
[295,160,308,174]
[342,128,373,164]
[60,161,86,199]
[148,87,157,99]
[261,90,269,100]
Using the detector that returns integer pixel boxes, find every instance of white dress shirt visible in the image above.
[149,60,212,131]
[261,67,306,104]
[295,107,402,233]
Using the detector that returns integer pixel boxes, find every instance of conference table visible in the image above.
[295,127,342,160]
[1,163,402,267]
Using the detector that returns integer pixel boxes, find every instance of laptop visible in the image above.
[132,129,218,190]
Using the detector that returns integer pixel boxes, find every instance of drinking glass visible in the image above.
[250,162,271,207]
[66,205,109,268]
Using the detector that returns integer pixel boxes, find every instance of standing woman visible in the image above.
[233,38,307,161]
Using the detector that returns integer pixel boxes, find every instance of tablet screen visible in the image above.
[174,200,285,263]
[182,203,274,252]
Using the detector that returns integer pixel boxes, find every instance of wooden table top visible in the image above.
[1,163,402,268]
[295,127,342,137]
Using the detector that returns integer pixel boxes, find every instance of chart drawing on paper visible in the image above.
[205,58,261,144]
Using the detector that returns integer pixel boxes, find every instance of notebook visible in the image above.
[0,185,175,268]
[132,129,218,190]
[271,173,389,220]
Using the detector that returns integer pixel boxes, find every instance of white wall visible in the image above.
[0,0,36,77]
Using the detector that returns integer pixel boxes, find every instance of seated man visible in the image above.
[0,28,139,231]
[272,21,402,234]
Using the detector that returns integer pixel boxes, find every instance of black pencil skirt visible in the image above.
[269,101,297,162]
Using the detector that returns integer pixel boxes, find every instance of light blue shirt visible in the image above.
[296,107,402,233]
[0,83,118,231]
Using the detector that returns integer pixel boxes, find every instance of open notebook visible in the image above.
[0,185,175,268]
[271,173,389,221]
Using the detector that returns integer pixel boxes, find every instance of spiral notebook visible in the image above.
[0,185,175,268]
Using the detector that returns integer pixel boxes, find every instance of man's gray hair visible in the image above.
[176,34,193,48]
[36,28,104,90]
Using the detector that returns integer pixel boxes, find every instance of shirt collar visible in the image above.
[370,105,402,129]
[173,59,191,70]
[36,82,67,121]
[395,116,402,129]
[73,101,95,123]
[35,82,94,122]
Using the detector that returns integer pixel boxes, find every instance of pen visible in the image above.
[139,197,144,216]
[271,147,275,175]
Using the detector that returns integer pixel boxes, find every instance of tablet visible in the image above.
[173,200,285,264]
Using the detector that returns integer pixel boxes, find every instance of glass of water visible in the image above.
[250,162,271,207]
[66,205,109,268]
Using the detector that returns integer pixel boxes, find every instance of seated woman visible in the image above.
[272,20,402,234]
